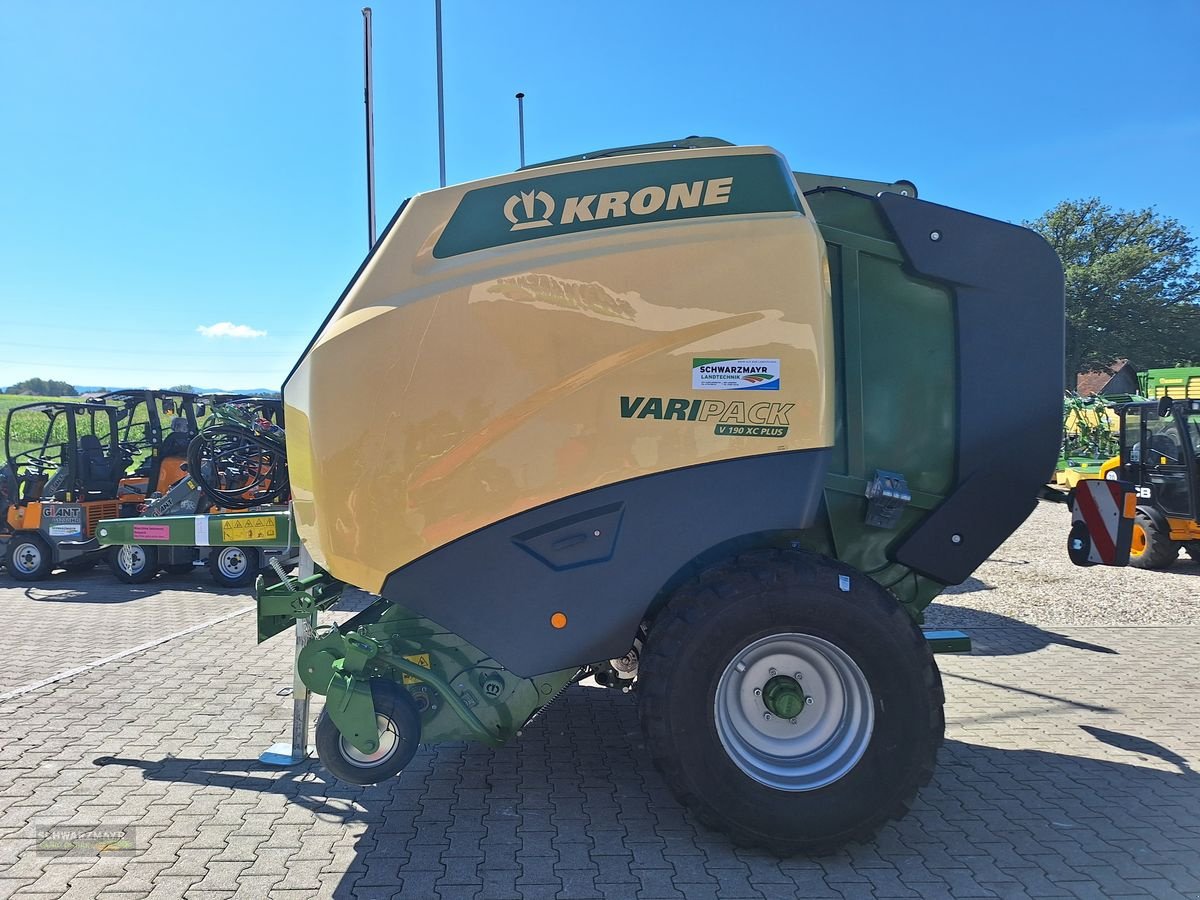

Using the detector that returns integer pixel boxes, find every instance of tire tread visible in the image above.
[638,550,943,856]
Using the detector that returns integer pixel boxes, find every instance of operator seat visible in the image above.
[78,434,119,496]
[1149,433,1181,463]
[156,418,194,491]
[161,429,191,458]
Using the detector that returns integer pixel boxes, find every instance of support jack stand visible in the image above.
[259,613,317,766]
[260,546,318,767]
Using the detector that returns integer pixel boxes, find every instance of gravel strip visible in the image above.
[925,499,1200,628]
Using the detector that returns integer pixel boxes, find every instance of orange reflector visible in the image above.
[550,612,568,629]
[1123,492,1137,518]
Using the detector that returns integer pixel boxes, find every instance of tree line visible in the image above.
[4,378,78,396]
[1026,199,1200,387]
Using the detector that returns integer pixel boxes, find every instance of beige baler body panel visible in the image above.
[285,145,833,592]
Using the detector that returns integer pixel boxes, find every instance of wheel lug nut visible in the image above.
[763,712,772,721]
[805,697,814,706]
[794,672,803,680]
[769,667,777,676]
[790,718,797,725]
[753,688,762,697]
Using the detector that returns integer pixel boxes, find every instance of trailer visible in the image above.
[96,507,297,587]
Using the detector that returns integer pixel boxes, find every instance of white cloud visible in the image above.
[197,322,268,339]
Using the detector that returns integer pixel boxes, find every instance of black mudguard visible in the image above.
[878,194,1065,584]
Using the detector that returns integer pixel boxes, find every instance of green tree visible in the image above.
[1027,199,1200,386]
[5,378,78,396]
[168,384,199,393]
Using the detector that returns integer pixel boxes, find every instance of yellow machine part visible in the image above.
[285,145,834,592]
[1056,464,1105,488]
[1130,517,1200,560]
[1101,456,1199,546]
[1168,519,1200,542]
[1064,406,1119,436]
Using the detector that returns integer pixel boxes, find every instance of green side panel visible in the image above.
[805,189,957,613]
[297,599,576,746]
[324,671,381,755]
[856,250,956,494]
[1141,366,1200,400]
[96,511,296,548]
[256,572,343,642]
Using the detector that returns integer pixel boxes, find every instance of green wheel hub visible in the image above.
[762,674,806,719]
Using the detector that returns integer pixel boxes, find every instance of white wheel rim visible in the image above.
[216,548,247,579]
[118,545,146,575]
[339,714,401,767]
[13,542,43,575]
[715,632,875,792]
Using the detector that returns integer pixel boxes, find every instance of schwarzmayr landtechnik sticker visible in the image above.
[692,358,780,391]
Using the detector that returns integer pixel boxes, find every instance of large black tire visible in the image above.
[315,679,422,785]
[108,544,160,584]
[1129,511,1179,570]
[638,550,944,856]
[6,534,54,581]
[208,546,260,588]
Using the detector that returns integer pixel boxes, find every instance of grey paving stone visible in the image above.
[0,568,1197,900]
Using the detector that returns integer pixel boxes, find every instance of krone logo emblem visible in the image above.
[504,189,555,231]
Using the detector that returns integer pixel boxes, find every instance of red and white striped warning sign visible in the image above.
[1068,479,1136,567]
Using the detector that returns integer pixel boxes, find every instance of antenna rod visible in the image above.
[362,7,377,248]
[515,92,525,168]
[435,0,446,187]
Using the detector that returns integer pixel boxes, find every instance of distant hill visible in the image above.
[185,387,282,396]
[74,385,280,396]
[5,378,78,396]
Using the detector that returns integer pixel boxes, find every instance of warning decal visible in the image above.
[220,517,278,543]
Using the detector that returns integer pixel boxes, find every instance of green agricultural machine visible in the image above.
[105,137,1068,853]
[254,138,1065,854]
[1140,365,1200,401]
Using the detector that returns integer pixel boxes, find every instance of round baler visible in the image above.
[266,138,1064,853]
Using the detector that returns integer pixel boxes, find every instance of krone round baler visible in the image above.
[266,138,1064,854]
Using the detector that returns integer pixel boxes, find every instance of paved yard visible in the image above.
[0,503,1198,899]
[1,565,251,698]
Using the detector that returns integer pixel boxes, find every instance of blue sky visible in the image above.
[2,0,1197,390]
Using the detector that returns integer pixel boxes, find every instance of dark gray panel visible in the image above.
[512,503,625,571]
[381,449,831,677]
[878,194,1065,584]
